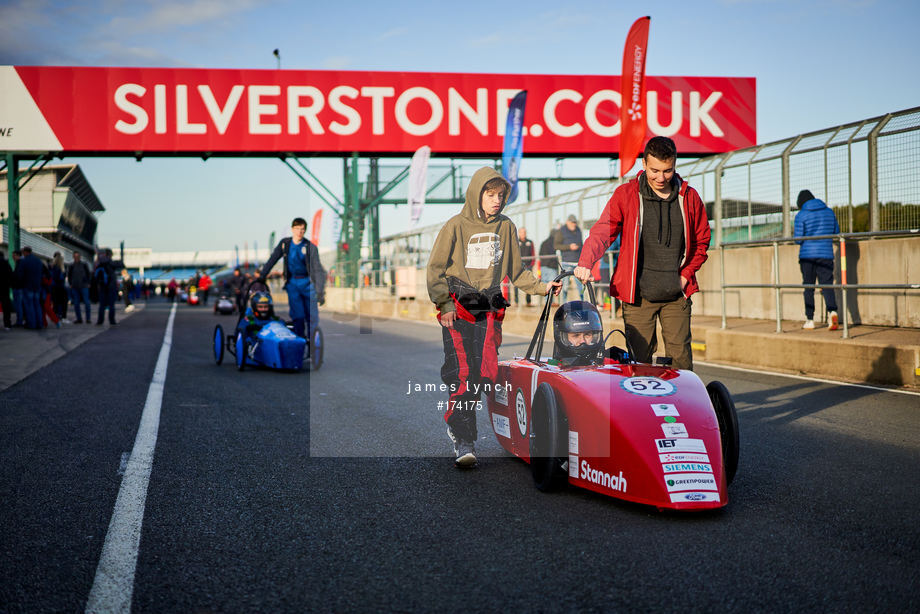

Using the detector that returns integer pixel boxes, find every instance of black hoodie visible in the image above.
[637,173,685,302]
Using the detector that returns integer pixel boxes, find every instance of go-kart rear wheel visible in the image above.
[707,380,739,485]
[530,382,569,492]
[213,324,224,365]
[310,327,324,371]
[235,332,248,371]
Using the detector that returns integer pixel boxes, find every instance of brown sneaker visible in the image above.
[828,311,839,331]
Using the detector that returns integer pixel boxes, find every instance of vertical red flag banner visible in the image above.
[620,16,651,177]
[311,209,323,246]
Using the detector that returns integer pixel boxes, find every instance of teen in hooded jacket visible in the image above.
[427,167,560,467]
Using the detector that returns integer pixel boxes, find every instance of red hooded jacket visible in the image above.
[578,172,711,303]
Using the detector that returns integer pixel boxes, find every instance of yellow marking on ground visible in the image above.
[691,342,707,352]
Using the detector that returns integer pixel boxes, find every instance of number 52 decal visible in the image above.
[620,377,676,397]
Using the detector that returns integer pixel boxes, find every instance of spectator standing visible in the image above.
[94,249,118,325]
[555,214,585,302]
[198,271,213,305]
[574,136,711,370]
[67,251,92,323]
[167,278,178,302]
[0,251,13,330]
[10,250,24,326]
[515,227,536,306]
[227,268,245,312]
[50,252,69,321]
[17,246,44,330]
[538,226,560,287]
[120,268,136,313]
[794,190,840,330]
[40,260,61,328]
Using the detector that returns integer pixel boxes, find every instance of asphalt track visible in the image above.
[1,301,918,613]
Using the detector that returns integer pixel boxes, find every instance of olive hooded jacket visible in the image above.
[427,167,546,315]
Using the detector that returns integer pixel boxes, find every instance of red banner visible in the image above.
[620,16,651,176]
[1,66,755,156]
[311,209,323,246]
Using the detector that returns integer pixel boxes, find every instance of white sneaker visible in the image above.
[125,305,136,312]
[802,319,815,329]
[828,311,839,331]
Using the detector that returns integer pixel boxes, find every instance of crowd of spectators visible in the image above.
[0,247,227,331]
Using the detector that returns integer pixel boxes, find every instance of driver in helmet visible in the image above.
[237,290,280,336]
[552,300,605,366]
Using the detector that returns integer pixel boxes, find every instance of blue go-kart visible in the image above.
[212,319,323,372]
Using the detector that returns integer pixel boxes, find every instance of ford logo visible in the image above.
[684,493,707,501]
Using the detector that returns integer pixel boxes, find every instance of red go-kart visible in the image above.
[486,272,739,511]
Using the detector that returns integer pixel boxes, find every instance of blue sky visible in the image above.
[2,0,918,252]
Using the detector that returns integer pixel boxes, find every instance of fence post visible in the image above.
[867,114,891,232]
[720,247,727,329]
[773,240,781,333]
[713,154,729,248]
[839,234,849,339]
[781,136,802,238]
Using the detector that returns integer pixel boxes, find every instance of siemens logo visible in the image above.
[662,463,712,474]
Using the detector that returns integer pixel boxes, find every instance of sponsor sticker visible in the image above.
[494,384,508,406]
[662,462,713,474]
[669,491,721,503]
[515,389,528,436]
[569,454,580,478]
[568,431,579,455]
[655,438,707,454]
[661,422,689,438]
[492,414,511,438]
[579,460,627,493]
[659,453,711,464]
[664,472,718,492]
[620,377,676,397]
[651,403,679,417]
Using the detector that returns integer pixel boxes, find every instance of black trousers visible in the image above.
[800,258,837,319]
[440,308,504,443]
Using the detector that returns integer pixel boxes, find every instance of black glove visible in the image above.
[318,294,326,306]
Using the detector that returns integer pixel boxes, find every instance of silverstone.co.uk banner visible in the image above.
[0,66,755,156]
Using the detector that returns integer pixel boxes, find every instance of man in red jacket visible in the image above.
[573,136,710,370]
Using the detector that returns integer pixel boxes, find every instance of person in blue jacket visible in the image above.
[260,217,326,339]
[793,190,840,330]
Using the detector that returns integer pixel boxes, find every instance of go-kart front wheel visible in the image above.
[707,380,739,485]
[530,382,569,492]
[235,332,248,371]
[213,324,225,365]
[310,327,324,371]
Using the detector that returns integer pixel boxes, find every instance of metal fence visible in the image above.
[372,106,920,296]
[683,106,920,245]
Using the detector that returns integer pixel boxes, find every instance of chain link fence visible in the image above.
[682,105,920,244]
[377,106,920,278]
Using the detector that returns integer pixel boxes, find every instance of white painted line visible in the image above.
[86,302,177,614]
[696,360,920,398]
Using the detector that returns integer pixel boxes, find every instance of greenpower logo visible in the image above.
[664,416,677,423]
[667,479,675,486]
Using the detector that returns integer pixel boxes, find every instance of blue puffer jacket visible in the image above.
[794,198,839,259]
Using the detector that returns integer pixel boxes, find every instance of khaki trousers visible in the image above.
[622,296,693,370]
